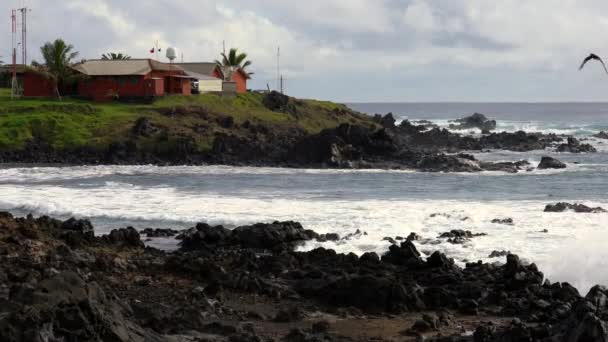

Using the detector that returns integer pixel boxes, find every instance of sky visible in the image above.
[2,0,608,102]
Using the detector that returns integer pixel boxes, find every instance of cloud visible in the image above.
[1,0,608,101]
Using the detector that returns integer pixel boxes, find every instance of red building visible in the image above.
[72,59,193,102]
[20,59,250,100]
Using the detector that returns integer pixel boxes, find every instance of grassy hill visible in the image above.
[0,89,374,156]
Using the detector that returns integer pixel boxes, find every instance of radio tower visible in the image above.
[11,9,18,98]
[18,7,29,66]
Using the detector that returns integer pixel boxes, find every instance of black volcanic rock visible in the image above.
[594,131,608,139]
[557,137,597,153]
[537,156,566,169]
[545,202,607,213]
[373,113,397,128]
[449,113,497,131]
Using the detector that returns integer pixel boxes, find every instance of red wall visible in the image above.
[232,70,248,94]
[212,68,248,94]
[23,73,55,97]
[78,75,149,101]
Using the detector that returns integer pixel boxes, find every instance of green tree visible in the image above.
[101,52,131,60]
[215,48,253,80]
[31,39,80,99]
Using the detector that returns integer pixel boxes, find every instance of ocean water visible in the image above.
[1,102,608,292]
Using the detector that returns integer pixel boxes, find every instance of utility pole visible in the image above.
[280,75,284,94]
[18,7,29,66]
[277,46,280,92]
[11,9,18,99]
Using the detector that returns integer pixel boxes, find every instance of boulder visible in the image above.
[593,131,608,139]
[449,113,497,131]
[104,227,145,248]
[557,137,597,153]
[140,228,180,238]
[131,117,158,137]
[537,156,566,169]
[0,272,163,342]
[373,113,397,128]
[489,250,511,258]
[545,203,607,213]
[492,218,514,225]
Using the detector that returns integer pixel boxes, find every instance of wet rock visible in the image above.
[179,221,318,252]
[407,232,421,241]
[537,156,566,169]
[373,113,397,128]
[382,241,423,266]
[141,228,180,238]
[489,250,511,258]
[316,233,340,242]
[557,137,597,153]
[449,113,497,131]
[439,230,487,240]
[492,218,514,225]
[104,227,145,248]
[594,131,608,139]
[0,272,163,342]
[545,202,607,213]
[383,236,397,244]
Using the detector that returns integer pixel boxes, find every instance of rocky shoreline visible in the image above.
[0,106,593,173]
[1,213,607,341]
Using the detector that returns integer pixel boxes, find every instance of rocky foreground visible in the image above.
[1,213,608,341]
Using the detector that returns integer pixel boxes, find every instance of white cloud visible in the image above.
[3,0,608,101]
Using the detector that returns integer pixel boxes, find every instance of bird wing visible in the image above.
[598,57,608,74]
[579,54,608,74]
[579,55,594,70]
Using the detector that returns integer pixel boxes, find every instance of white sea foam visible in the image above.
[0,174,607,292]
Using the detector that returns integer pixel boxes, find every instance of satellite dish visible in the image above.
[166,47,178,62]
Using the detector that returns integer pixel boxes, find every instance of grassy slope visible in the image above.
[0,88,374,153]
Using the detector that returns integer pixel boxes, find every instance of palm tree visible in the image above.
[215,48,253,80]
[101,52,131,60]
[31,39,80,99]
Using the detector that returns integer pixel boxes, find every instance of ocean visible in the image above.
[2,102,608,292]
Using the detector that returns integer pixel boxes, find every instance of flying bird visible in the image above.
[579,53,608,74]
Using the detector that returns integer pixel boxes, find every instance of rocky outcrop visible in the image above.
[492,218,514,225]
[3,213,608,341]
[373,112,397,128]
[545,202,607,213]
[449,113,497,131]
[178,221,318,251]
[557,137,597,153]
[594,131,608,139]
[538,156,567,169]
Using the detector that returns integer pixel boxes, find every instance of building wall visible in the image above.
[231,71,247,94]
[22,73,55,97]
[198,79,223,92]
[78,75,148,102]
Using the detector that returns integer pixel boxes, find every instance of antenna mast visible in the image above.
[277,46,281,93]
[11,9,18,99]
[18,7,28,65]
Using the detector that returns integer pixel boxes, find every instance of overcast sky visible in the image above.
[3,0,608,102]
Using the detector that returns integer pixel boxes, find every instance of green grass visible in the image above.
[0,88,374,152]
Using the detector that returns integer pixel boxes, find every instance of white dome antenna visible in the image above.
[166,47,178,62]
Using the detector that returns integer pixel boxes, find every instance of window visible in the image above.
[117,77,126,85]
[131,77,139,85]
